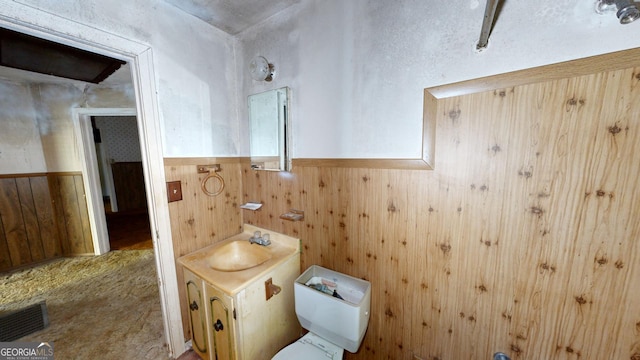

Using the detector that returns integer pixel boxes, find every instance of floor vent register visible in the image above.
[0,301,49,341]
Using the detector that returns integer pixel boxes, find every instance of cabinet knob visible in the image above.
[189,301,199,311]
[214,319,224,332]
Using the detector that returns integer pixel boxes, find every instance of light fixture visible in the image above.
[249,56,275,82]
[596,0,640,24]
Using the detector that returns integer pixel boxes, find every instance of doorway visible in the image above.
[92,115,153,250]
[0,6,184,356]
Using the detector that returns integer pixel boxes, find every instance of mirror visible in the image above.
[248,87,290,171]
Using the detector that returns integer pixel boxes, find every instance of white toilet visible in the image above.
[272,265,371,359]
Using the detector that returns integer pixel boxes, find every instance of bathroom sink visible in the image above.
[178,224,300,295]
[207,240,272,272]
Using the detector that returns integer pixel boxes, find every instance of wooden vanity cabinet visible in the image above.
[183,253,301,360]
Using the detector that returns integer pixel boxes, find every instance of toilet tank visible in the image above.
[294,265,371,353]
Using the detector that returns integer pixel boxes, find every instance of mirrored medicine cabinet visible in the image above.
[248,87,291,171]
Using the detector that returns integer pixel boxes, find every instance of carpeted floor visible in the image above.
[0,250,171,359]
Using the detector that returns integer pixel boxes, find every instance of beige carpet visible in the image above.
[0,250,171,359]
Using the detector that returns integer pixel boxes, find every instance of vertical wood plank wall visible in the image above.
[164,159,244,338]
[0,172,93,272]
[239,66,640,358]
[111,161,147,212]
[48,173,94,256]
[0,175,57,270]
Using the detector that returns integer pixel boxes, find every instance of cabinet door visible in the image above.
[236,254,301,359]
[205,283,236,360]
[184,269,209,359]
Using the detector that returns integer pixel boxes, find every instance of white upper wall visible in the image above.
[0,80,135,174]
[238,0,640,159]
[2,1,639,161]
[0,81,46,173]
[35,83,136,172]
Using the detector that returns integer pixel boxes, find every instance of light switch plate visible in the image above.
[167,181,182,202]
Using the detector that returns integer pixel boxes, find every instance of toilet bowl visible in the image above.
[272,265,371,359]
[272,332,343,360]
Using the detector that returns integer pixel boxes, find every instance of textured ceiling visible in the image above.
[162,0,300,34]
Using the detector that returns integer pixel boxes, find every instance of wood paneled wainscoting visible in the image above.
[241,50,640,359]
[0,172,93,272]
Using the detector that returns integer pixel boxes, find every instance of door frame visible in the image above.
[72,108,137,255]
[0,4,185,357]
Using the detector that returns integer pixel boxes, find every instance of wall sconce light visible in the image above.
[249,56,275,82]
[596,0,640,24]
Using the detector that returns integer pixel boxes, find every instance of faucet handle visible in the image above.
[253,231,261,238]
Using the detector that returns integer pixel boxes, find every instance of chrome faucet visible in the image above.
[249,231,271,246]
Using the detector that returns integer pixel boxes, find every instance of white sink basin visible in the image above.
[207,240,272,272]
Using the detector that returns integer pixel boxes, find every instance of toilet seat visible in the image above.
[272,333,343,360]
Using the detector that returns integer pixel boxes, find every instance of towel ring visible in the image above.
[200,167,225,197]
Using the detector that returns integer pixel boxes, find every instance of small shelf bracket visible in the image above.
[280,209,304,222]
